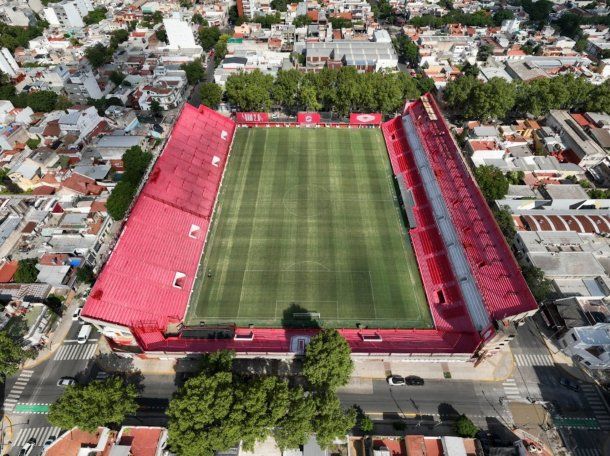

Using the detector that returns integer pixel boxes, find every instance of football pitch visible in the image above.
[185,128,432,328]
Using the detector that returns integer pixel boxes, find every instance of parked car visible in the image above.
[405,376,425,386]
[42,436,56,450]
[387,375,405,386]
[559,377,581,392]
[57,377,76,387]
[77,324,92,344]
[72,307,82,321]
[18,437,36,456]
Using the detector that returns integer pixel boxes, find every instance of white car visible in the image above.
[72,307,82,321]
[387,375,406,386]
[57,377,76,387]
[18,438,36,456]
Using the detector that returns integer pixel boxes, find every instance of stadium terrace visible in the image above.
[81,94,537,361]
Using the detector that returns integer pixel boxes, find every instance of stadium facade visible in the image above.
[81,94,537,361]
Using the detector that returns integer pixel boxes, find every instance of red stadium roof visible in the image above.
[82,104,235,329]
[405,95,537,322]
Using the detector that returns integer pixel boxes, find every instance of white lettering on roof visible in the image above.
[189,224,201,239]
[212,156,220,167]
[221,130,228,140]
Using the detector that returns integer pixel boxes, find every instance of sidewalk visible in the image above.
[23,292,80,369]
[540,334,591,382]
[352,349,515,382]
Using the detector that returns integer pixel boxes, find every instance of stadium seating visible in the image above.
[82,104,236,331]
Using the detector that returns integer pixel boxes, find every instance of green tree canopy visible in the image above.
[273,386,316,451]
[109,70,125,85]
[521,264,553,302]
[198,26,221,51]
[271,69,302,111]
[313,392,357,448]
[106,181,136,220]
[192,13,208,25]
[493,207,517,241]
[492,9,515,26]
[393,35,419,67]
[76,264,95,284]
[122,146,152,185]
[271,0,288,11]
[293,15,312,27]
[465,77,516,121]
[199,82,223,109]
[84,7,107,25]
[14,259,38,283]
[85,43,113,68]
[181,58,205,85]
[0,332,35,378]
[225,70,274,111]
[302,329,353,391]
[521,0,553,22]
[474,165,509,201]
[49,377,138,432]
[454,414,478,438]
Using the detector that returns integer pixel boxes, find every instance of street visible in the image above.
[2,318,610,456]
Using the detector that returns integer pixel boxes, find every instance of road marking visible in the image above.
[514,353,553,367]
[53,342,98,361]
[502,378,523,401]
[13,426,62,447]
[12,403,51,414]
[581,384,610,430]
[3,370,34,411]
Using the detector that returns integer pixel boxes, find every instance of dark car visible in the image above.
[559,377,581,392]
[387,375,405,386]
[405,375,425,386]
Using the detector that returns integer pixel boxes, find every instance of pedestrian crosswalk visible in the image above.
[3,369,33,411]
[582,383,610,430]
[502,378,523,401]
[53,341,98,361]
[514,353,554,367]
[13,426,62,447]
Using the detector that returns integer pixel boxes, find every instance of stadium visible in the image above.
[81,94,538,360]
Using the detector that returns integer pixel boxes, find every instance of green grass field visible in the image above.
[185,128,432,328]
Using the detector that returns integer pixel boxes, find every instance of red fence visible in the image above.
[297,112,321,126]
[349,113,383,125]
[236,112,269,124]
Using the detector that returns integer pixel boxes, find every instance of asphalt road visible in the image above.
[3,317,609,456]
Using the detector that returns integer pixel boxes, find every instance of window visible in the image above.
[571,334,578,342]
[189,224,201,239]
[173,272,186,289]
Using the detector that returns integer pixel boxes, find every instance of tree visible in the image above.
[330,17,353,29]
[107,181,136,220]
[272,69,302,111]
[77,264,95,284]
[299,84,322,111]
[312,392,357,448]
[214,35,230,65]
[192,13,208,25]
[85,43,112,68]
[110,29,129,49]
[493,207,516,241]
[302,329,353,391]
[293,15,312,27]
[150,99,162,116]
[271,0,288,12]
[0,332,35,378]
[155,28,168,44]
[477,44,493,62]
[21,91,58,112]
[225,70,274,111]
[49,377,138,432]
[181,58,205,85]
[109,70,125,85]
[0,22,47,52]
[461,62,479,78]
[273,387,316,451]
[575,37,588,53]
[444,76,480,111]
[83,7,107,25]
[393,35,419,66]
[521,264,553,303]
[465,77,516,121]
[199,82,223,109]
[254,13,282,28]
[228,5,244,25]
[586,80,610,113]
[198,26,221,51]
[122,146,152,185]
[199,349,234,376]
[521,0,553,22]
[474,165,509,201]
[14,259,38,283]
[454,414,478,438]
[492,9,514,26]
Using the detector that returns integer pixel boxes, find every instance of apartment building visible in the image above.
[43,0,94,29]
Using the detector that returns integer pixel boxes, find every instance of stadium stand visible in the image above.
[82,104,236,332]
[82,95,534,358]
[382,94,537,344]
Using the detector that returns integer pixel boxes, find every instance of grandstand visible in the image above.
[81,95,537,359]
